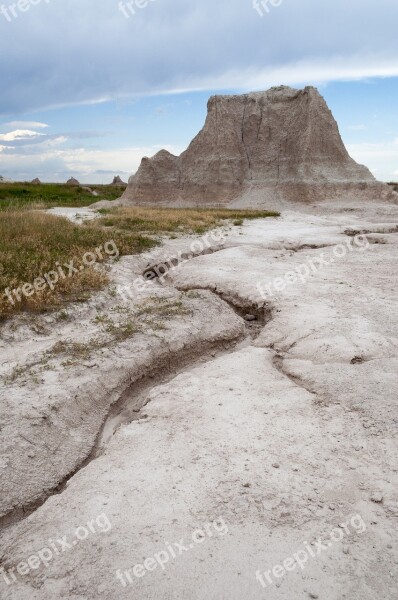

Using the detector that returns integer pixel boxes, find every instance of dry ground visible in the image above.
[0,198,397,600]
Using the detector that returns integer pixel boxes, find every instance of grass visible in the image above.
[0,210,159,318]
[98,206,279,235]
[0,189,279,319]
[2,295,196,383]
[46,299,190,363]
[0,182,125,211]
[47,320,137,362]
[135,297,192,318]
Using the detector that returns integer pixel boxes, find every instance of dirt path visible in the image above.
[0,203,397,599]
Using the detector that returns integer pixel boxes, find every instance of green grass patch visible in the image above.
[0,182,125,211]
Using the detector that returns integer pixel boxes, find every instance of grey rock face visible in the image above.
[66,177,80,186]
[122,86,387,208]
[112,175,126,186]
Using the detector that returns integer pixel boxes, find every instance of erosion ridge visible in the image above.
[119,86,394,209]
[0,257,269,532]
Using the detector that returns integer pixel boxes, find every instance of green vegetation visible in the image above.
[0,186,279,319]
[0,182,125,211]
[0,210,159,318]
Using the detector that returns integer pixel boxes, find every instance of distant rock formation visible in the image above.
[66,177,80,186]
[31,178,41,185]
[0,175,12,183]
[111,176,126,186]
[121,86,392,208]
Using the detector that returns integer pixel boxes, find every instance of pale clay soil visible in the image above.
[0,199,397,599]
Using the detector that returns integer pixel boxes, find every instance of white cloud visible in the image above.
[4,121,49,129]
[56,145,182,177]
[47,136,68,146]
[1,0,398,114]
[347,142,398,181]
[178,55,398,95]
[0,144,183,183]
[0,129,45,142]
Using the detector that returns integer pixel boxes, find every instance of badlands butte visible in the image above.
[1,86,398,600]
[100,85,396,209]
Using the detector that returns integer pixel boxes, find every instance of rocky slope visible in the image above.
[121,86,392,208]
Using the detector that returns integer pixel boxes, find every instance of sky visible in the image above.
[0,0,397,183]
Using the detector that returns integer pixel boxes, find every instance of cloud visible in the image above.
[94,169,130,175]
[1,0,396,183]
[4,121,49,129]
[0,129,45,142]
[0,143,183,183]
[186,56,398,93]
[0,129,110,151]
[347,141,398,181]
[1,0,398,114]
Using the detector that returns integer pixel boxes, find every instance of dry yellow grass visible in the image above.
[0,205,279,319]
[0,210,157,318]
[97,206,279,235]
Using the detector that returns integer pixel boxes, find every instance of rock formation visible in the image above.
[31,178,41,184]
[121,86,393,208]
[111,175,126,186]
[66,177,80,186]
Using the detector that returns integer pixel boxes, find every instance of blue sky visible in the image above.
[0,0,397,183]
